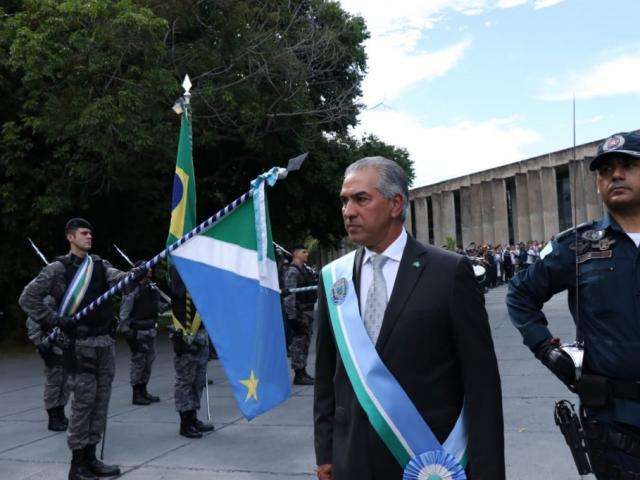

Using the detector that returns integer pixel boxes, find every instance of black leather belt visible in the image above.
[579,375,640,407]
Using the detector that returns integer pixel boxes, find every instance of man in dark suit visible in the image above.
[314,157,505,480]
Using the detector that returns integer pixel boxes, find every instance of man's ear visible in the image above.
[390,194,405,219]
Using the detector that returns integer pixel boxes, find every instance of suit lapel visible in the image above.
[375,236,428,353]
[352,247,364,313]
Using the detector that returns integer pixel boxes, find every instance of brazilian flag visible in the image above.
[166,104,196,247]
[167,102,201,335]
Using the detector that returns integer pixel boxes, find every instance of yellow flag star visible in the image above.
[240,370,259,401]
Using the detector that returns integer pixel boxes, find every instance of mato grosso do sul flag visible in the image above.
[170,169,291,419]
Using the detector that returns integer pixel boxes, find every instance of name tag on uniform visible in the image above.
[577,250,613,264]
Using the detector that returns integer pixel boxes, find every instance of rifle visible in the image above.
[113,243,172,305]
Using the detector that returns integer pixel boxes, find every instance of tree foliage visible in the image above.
[0,0,414,339]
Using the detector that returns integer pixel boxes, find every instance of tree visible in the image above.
[0,0,414,340]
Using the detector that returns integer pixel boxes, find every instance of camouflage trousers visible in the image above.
[289,311,313,371]
[129,337,156,386]
[44,364,73,410]
[174,342,209,413]
[67,344,115,451]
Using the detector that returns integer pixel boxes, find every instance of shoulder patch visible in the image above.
[553,221,595,242]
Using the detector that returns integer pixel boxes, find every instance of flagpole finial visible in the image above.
[182,74,192,104]
[172,74,193,114]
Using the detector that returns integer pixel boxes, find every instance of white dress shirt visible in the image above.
[628,232,640,247]
[359,229,408,315]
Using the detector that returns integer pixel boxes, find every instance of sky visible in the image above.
[339,0,640,188]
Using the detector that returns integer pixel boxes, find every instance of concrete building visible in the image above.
[406,137,607,248]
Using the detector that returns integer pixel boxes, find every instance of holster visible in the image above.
[554,400,592,475]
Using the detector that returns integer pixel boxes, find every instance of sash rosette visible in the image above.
[322,251,468,480]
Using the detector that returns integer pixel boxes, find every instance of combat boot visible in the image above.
[293,369,314,386]
[179,411,202,438]
[132,384,151,405]
[141,383,160,403]
[193,412,214,432]
[47,407,67,431]
[84,444,121,477]
[68,449,97,480]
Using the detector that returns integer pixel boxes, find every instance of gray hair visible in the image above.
[344,156,409,221]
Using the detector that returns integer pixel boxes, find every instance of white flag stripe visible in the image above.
[172,235,280,292]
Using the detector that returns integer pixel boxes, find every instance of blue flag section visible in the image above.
[170,191,291,420]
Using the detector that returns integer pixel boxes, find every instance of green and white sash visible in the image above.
[322,251,468,480]
[58,255,94,317]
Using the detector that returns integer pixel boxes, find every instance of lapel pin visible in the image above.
[412,261,421,268]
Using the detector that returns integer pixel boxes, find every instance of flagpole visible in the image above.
[46,157,305,338]
[74,188,254,321]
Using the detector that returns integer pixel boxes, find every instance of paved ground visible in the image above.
[0,285,589,479]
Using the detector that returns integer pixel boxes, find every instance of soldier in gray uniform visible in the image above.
[19,218,144,480]
[25,295,73,431]
[168,266,214,438]
[119,262,170,405]
[283,245,317,385]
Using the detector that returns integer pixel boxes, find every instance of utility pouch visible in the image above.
[554,400,592,475]
[577,374,609,408]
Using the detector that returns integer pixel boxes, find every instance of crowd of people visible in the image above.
[457,241,547,288]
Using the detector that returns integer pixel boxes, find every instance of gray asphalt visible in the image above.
[0,285,590,479]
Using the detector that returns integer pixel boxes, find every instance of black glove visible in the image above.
[129,264,147,282]
[56,315,76,333]
[535,338,577,391]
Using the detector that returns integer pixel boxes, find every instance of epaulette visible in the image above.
[553,221,595,242]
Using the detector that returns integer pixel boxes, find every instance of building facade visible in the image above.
[407,137,607,248]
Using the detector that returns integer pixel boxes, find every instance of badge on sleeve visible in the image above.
[582,229,606,242]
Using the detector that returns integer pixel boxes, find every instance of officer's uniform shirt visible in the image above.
[507,213,640,427]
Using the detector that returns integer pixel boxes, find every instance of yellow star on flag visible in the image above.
[240,370,259,401]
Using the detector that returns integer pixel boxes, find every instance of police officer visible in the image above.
[25,295,73,431]
[283,244,317,385]
[168,266,214,438]
[119,262,170,405]
[19,218,144,480]
[507,132,640,479]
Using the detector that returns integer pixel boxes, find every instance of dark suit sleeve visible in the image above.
[450,257,505,480]
[313,276,336,466]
